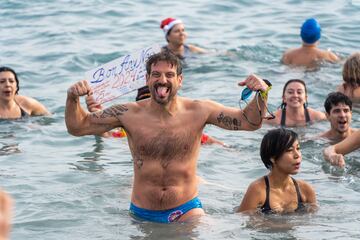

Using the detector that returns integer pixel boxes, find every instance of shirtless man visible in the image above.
[282,18,338,67]
[319,92,356,142]
[65,52,270,223]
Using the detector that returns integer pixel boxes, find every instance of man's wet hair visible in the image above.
[260,128,298,169]
[324,92,352,114]
[146,51,183,75]
[0,66,19,94]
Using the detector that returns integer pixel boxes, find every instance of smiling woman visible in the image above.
[264,79,326,127]
[0,67,50,120]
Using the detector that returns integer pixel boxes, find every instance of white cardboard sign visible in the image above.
[85,45,161,104]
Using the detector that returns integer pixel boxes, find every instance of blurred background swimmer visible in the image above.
[264,79,326,127]
[160,17,206,59]
[237,128,317,214]
[0,67,50,119]
[0,189,12,240]
[337,52,360,103]
[282,18,339,68]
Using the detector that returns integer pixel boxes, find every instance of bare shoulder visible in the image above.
[181,97,216,109]
[308,108,326,120]
[296,179,316,202]
[15,95,49,115]
[15,95,38,105]
[247,177,266,193]
[318,130,330,139]
[187,44,207,53]
[325,49,339,62]
[282,48,294,63]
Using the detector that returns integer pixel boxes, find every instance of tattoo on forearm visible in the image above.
[95,104,128,119]
[217,112,241,130]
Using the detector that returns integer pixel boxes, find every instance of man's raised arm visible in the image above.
[206,74,271,131]
[65,80,123,136]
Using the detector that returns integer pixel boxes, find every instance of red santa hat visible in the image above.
[160,17,183,36]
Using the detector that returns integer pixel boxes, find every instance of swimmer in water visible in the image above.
[237,128,317,214]
[282,18,339,68]
[0,66,50,120]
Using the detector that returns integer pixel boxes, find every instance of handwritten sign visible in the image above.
[85,45,161,104]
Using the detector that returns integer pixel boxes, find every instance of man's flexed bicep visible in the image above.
[65,80,125,136]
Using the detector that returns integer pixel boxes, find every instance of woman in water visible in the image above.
[337,52,360,102]
[0,67,50,119]
[265,79,326,127]
[160,17,206,59]
[237,128,316,214]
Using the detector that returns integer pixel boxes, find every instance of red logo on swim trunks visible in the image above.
[168,210,183,222]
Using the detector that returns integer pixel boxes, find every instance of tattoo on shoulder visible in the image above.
[95,104,128,119]
[217,112,241,130]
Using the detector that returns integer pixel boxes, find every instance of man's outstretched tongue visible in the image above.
[157,86,169,98]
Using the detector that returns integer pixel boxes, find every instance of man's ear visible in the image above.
[270,158,275,164]
[146,74,149,85]
[326,112,330,120]
[178,74,183,87]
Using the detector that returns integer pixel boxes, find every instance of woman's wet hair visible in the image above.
[260,128,298,169]
[281,79,308,109]
[146,51,183,75]
[0,66,19,94]
[342,52,360,89]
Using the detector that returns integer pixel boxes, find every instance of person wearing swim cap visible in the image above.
[66,51,270,223]
[282,18,339,67]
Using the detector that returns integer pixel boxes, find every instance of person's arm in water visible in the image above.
[0,190,12,240]
[201,133,226,146]
[15,95,51,116]
[188,44,207,54]
[65,80,125,136]
[323,130,360,167]
[205,74,270,131]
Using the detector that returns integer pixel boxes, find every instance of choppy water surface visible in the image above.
[1,0,360,239]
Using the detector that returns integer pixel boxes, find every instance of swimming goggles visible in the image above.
[239,86,275,126]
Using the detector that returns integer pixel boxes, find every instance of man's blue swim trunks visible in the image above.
[129,197,203,223]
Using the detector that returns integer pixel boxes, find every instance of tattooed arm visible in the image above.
[205,74,269,131]
[65,80,127,136]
